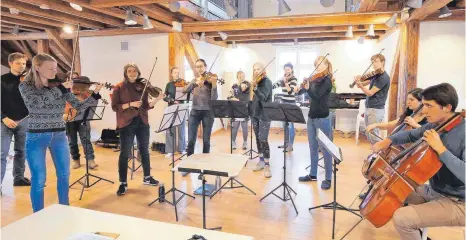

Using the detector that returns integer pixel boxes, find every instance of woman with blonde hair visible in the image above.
[19,53,103,212]
[228,70,251,150]
[297,56,334,190]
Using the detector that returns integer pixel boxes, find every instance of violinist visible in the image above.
[354,54,390,145]
[297,56,333,190]
[273,63,298,152]
[163,67,187,158]
[19,53,103,212]
[64,71,98,170]
[228,71,250,150]
[1,52,30,187]
[111,63,163,196]
[250,62,273,178]
[183,59,218,157]
[373,83,464,240]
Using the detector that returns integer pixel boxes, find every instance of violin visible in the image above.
[174,78,187,88]
[199,72,225,85]
[300,71,328,89]
[134,78,162,98]
[350,48,385,88]
[359,111,465,228]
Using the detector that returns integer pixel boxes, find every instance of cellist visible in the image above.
[373,83,464,240]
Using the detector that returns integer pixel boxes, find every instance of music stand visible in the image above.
[309,129,362,240]
[127,142,141,180]
[69,106,114,200]
[243,100,259,160]
[208,100,256,198]
[169,89,190,169]
[148,103,195,221]
[259,102,305,215]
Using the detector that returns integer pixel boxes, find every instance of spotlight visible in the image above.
[345,26,353,38]
[278,0,291,15]
[366,24,375,36]
[169,2,181,12]
[439,6,452,18]
[385,13,397,28]
[69,3,83,11]
[224,0,238,17]
[143,14,153,30]
[63,25,73,34]
[125,7,137,25]
[358,36,364,44]
[218,32,228,41]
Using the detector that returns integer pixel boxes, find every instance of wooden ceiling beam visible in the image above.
[37,39,50,54]
[231,36,380,44]
[89,0,179,8]
[1,23,42,32]
[136,4,177,25]
[205,24,388,37]
[423,8,465,21]
[17,0,125,27]
[10,40,33,60]
[26,40,38,54]
[408,0,454,21]
[1,17,53,30]
[49,41,71,67]
[1,0,105,29]
[1,9,66,28]
[217,31,384,42]
[20,40,34,59]
[62,0,172,32]
[358,0,381,12]
[46,29,73,62]
[189,33,227,48]
[182,11,397,32]
[179,33,201,78]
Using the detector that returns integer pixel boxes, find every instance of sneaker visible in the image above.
[298,175,317,182]
[179,151,187,155]
[13,177,31,186]
[143,176,159,186]
[264,165,272,178]
[321,180,331,190]
[242,141,248,150]
[88,160,98,169]
[285,145,293,152]
[232,141,237,150]
[71,160,80,169]
[117,183,128,196]
[165,153,173,158]
[278,145,286,149]
[253,161,266,172]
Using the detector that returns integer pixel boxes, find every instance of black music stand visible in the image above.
[259,102,305,215]
[243,100,259,160]
[148,103,195,221]
[69,106,114,200]
[309,129,362,240]
[170,90,190,169]
[208,100,256,198]
[128,141,141,180]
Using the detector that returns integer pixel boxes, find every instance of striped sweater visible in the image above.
[272,76,298,104]
[19,81,100,133]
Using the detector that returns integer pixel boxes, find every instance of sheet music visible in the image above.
[160,103,189,130]
[317,129,341,161]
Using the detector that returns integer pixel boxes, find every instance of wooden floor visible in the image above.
[1,129,464,240]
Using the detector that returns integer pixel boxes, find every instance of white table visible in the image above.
[1,204,253,240]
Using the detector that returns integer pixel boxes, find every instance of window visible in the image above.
[275,48,317,83]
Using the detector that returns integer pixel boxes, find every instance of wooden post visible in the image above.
[37,40,50,54]
[168,33,185,79]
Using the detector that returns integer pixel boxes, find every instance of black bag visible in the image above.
[95,129,120,148]
[151,142,165,153]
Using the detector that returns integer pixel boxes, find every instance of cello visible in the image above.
[359,111,465,228]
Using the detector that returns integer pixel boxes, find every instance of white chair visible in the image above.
[355,99,366,145]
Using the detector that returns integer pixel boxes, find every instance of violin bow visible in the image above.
[349,48,385,88]
[139,57,158,102]
[254,57,276,81]
[308,53,329,79]
[69,24,80,81]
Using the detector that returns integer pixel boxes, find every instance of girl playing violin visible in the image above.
[228,71,250,150]
[183,59,218,157]
[297,56,334,190]
[163,67,187,158]
[111,63,163,196]
[354,54,390,145]
[250,62,273,178]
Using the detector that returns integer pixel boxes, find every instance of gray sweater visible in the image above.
[183,80,218,111]
[388,118,465,199]
[19,81,100,133]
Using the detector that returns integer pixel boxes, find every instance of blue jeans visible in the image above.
[1,119,28,183]
[26,131,70,212]
[165,119,186,154]
[329,111,336,139]
[284,122,295,147]
[187,110,214,156]
[364,108,385,145]
[307,116,333,181]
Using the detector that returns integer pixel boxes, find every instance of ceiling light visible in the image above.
[125,7,137,25]
[439,6,452,18]
[366,24,375,36]
[142,14,153,30]
[232,41,237,49]
[172,21,182,32]
[320,0,335,8]
[40,4,50,9]
[385,13,398,28]
[224,0,238,17]
[63,25,73,34]
[9,8,19,15]
[345,26,353,38]
[69,3,83,11]
[169,2,181,12]
[218,31,228,41]
[294,38,299,45]
[278,0,291,15]
[199,32,206,42]
[358,36,364,44]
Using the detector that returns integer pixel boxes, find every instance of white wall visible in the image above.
[253,0,345,17]
[80,34,169,142]
[418,21,465,110]
[1,65,10,75]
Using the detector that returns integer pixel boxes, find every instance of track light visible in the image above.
[172,21,182,32]
[63,25,73,34]
[9,8,19,15]
[232,41,237,49]
[366,24,375,36]
[406,0,422,9]
[218,32,228,41]
[69,3,83,11]
[224,0,238,17]
[125,7,137,25]
[199,32,206,42]
[143,14,153,30]
[385,13,397,28]
[439,6,452,18]
[278,0,291,15]
[169,2,181,12]
[345,26,353,38]
[358,36,364,44]
[294,39,299,46]
[40,4,50,9]
[11,25,20,35]
[320,0,335,8]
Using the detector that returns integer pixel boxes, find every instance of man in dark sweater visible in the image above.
[355,54,390,145]
[1,52,31,187]
[373,83,464,240]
